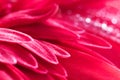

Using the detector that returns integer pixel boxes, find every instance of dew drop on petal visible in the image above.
[94,20,101,27]
[111,18,117,24]
[107,26,114,33]
[101,23,108,31]
[85,17,91,23]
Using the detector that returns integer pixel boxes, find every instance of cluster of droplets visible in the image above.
[65,9,120,43]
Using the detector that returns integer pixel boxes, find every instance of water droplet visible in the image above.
[94,20,101,27]
[107,26,114,33]
[85,17,91,23]
[111,18,117,24]
[101,23,107,31]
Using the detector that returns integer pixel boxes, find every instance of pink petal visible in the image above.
[0,48,17,64]
[60,50,120,80]
[45,18,85,34]
[0,28,33,43]
[19,66,54,80]
[33,61,48,74]
[0,64,29,80]
[89,38,120,68]
[17,53,38,69]
[11,0,52,11]
[38,58,67,78]
[13,22,79,40]
[44,18,81,39]
[0,42,38,69]
[20,39,59,64]
[42,41,70,58]
[47,64,67,78]
[0,4,58,28]
[77,32,112,49]
[58,40,114,65]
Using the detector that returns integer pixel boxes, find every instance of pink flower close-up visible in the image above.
[1,0,120,80]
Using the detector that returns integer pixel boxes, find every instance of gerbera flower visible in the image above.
[0,0,120,80]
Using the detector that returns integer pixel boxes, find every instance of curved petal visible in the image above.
[0,42,38,69]
[44,18,81,39]
[60,49,120,80]
[42,41,70,58]
[20,39,59,64]
[78,32,112,49]
[33,61,48,74]
[0,48,17,64]
[0,4,58,28]
[58,40,114,65]
[0,28,33,43]
[89,38,120,68]
[45,18,85,34]
[38,58,68,78]
[18,66,54,80]
[0,64,29,80]
[13,22,79,40]
[47,64,67,78]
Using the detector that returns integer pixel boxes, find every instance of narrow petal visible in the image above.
[0,43,38,69]
[33,61,48,74]
[18,66,54,80]
[0,48,17,64]
[78,32,112,49]
[45,18,85,34]
[0,64,29,80]
[44,18,81,39]
[58,40,114,65]
[42,41,70,58]
[0,28,33,43]
[20,39,58,64]
[47,64,67,78]
[38,58,68,78]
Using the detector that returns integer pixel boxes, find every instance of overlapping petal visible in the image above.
[13,23,80,40]
[0,48,17,64]
[20,39,59,64]
[0,42,38,69]
[0,0,120,80]
[60,49,120,80]
[0,64,29,80]
[0,28,33,43]
[0,4,58,28]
